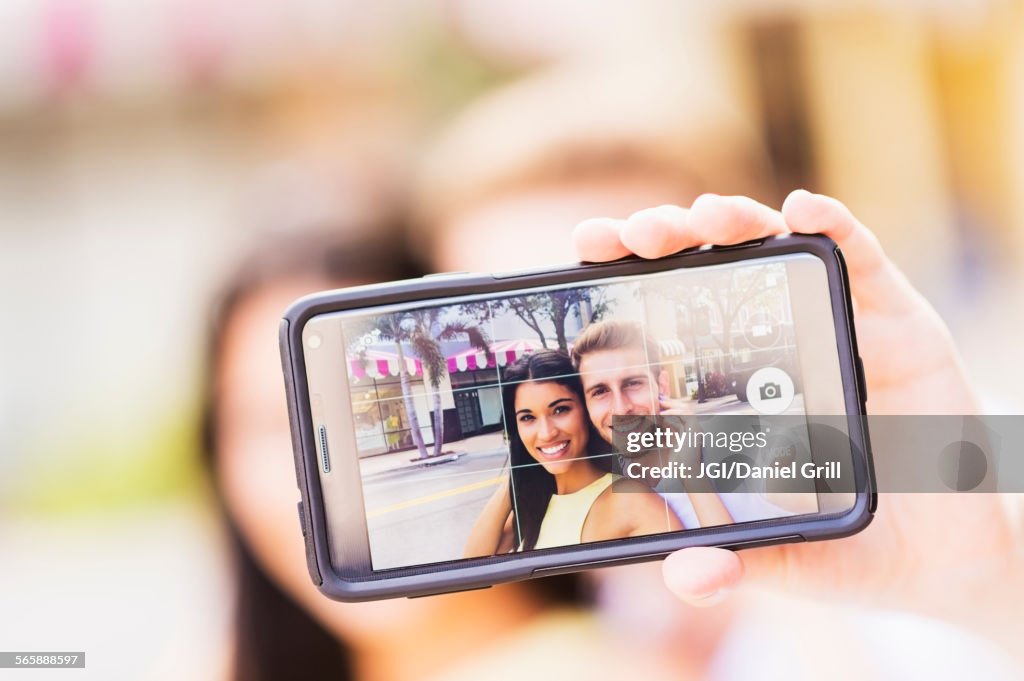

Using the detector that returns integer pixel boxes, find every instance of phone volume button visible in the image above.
[720,534,804,551]
[422,271,470,279]
[491,261,609,280]
[531,552,670,576]
[491,265,559,279]
[856,356,868,403]
[297,501,308,538]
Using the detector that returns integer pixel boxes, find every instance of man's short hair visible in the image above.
[571,320,662,372]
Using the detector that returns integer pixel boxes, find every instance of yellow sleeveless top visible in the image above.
[533,473,616,550]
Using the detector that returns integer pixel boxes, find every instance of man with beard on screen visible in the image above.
[571,319,793,528]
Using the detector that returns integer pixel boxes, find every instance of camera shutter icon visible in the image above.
[746,368,795,415]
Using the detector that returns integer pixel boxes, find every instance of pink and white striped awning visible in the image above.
[347,339,542,380]
[348,349,422,380]
[447,339,541,372]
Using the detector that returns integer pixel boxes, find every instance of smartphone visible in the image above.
[280,234,874,601]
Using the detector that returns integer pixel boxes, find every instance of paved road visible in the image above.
[364,448,511,570]
[361,396,810,570]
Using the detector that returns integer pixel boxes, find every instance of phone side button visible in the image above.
[719,534,804,551]
[856,355,868,403]
[297,501,308,538]
[709,238,766,252]
[296,500,323,586]
[408,584,492,599]
[531,552,670,577]
[422,271,470,279]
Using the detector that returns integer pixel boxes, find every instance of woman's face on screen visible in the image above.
[513,380,589,476]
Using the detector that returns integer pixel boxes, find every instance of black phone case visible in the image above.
[280,234,876,601]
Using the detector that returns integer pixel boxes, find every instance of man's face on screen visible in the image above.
[578,347,661,445]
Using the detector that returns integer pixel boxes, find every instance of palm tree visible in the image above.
[402,309,489,459]
[352,314,431,459]
[350,308,489,460]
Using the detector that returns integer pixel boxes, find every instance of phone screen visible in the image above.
[302,253,853,573]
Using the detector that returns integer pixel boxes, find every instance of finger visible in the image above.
[687,194,789,246]
[661,546,744,606]
[573,217,632,262]
[619,205,693,259]
[781,189,918,313]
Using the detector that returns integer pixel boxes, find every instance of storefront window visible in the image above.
[378,395,408,433]
[349,367,506,456]
[348,374,427,456]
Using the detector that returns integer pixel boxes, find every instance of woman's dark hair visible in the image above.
[201,230,591,681]
[200,230,415,681]
[502,350,614,551]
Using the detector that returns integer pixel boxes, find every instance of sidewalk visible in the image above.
[695,394,806,415]
[359,431,508,477]
[695,394,745,413]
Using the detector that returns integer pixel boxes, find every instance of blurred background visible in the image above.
[2,1,1023,678]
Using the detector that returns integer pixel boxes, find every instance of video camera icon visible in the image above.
[746,368,795,415]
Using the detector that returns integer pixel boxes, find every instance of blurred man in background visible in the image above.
[412,50,1023,679]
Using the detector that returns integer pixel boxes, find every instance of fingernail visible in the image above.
[691,587,732,606]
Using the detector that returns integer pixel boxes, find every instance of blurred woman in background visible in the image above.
[199,229,675,681]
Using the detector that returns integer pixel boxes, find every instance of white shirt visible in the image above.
[654,483,792,529]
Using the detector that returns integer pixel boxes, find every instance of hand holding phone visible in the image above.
[576,191,1017,643]
[280,220,874,601]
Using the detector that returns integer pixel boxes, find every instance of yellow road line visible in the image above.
[366,475,504,519]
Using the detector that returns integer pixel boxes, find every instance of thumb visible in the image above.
[661,547,744,606]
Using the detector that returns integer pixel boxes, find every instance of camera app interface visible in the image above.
[335,260,815,570]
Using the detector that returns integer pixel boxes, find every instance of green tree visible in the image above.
[403,308,490,458]
[651,266,777,375]
[493,287,611,352]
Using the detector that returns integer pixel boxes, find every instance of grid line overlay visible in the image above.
[340,260,801,568]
